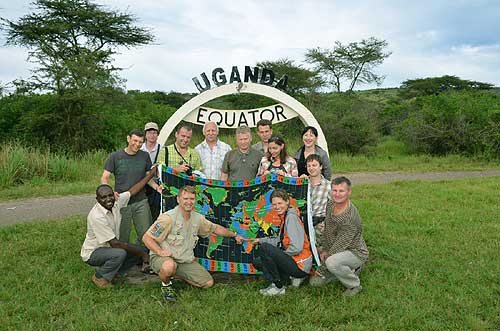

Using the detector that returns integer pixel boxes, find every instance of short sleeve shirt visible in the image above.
[104,150,151,204]
[195,139,232,179]
[80,192,131,261]
[157,144,202,172]
[221,148,263,181]
[146,206,216,263]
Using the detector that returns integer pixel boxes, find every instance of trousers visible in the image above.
[325,250,363,289]
[119,198,152,247]
[87,246,144,281]
[253,243,307,288]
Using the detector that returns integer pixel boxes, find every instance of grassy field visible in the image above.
[1,177,498,330]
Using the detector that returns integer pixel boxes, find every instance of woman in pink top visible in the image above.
[257,135,298,177]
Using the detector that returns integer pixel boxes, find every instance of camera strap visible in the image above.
[173,143,190,165]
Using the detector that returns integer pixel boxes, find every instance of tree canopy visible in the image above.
[399,75,494,98]
[256,58,324,96]
[306,37,391,92]
[1,0,154,95]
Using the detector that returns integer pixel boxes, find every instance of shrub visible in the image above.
[396,91,500,157]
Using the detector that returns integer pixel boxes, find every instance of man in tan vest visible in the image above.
[143,185,243,302]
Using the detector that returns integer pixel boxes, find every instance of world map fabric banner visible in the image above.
[160,166,318,274]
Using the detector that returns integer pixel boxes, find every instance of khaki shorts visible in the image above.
[151,255,213,286]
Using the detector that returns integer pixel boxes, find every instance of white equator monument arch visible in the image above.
[157,82,328,154]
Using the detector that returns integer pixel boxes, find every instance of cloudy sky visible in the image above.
[1,0,499,93]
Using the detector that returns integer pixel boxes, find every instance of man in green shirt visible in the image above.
[157,124,202,175]
[221,125,263,181]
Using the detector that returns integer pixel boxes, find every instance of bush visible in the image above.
[396,91,500,157]
[310,93,380,154]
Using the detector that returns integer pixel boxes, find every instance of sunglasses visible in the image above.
[268,136,285,144]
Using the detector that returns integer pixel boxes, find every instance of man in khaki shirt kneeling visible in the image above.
[143,185,243,303]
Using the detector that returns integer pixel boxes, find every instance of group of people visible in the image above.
[80,119,369,302]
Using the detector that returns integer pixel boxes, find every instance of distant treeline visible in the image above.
[0,76,499,159]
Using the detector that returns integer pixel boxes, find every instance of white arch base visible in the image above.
[157,82,329,154]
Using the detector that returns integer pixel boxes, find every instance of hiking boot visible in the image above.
[92,274,112,289]
[343,285,362,297]
[309,272,337,287]
[290,277,306,288]
[261,283,286,296]
[161,285,177,303]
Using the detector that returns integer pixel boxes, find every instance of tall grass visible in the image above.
[0,142,105,188]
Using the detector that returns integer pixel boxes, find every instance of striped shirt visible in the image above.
[195,139,232,179]
[323,200,369,262]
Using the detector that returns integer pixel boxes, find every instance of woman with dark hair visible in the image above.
[294,126,332,180]
[257,134,298,176]
[252,189,312,295]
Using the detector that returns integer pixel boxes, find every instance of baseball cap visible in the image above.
[144,122,159,132]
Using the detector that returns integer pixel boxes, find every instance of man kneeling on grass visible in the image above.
[143,185,244,303]
[309,176,369,297]
[80,166,157,289]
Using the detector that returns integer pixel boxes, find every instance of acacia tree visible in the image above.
[1,0,154,95]
[306,37,391,92]
[256,58,324,96]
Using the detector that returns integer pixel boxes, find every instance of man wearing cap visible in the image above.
[141,122,163,221]
[141,122,162,164]
[195,121,231,179]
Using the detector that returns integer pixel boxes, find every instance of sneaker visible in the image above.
[309,272,337,287]
[161,285,177,303]
[343,285,362,297]
[259,283,275,294]
[92,274,112,289]
[261,283,286,296]
[290,277,305,288]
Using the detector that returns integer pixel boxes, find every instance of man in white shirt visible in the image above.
[81,167,157,289]
[195,121,231,179]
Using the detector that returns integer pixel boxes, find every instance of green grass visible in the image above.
[1,177,498,330]
[333,138,500,173]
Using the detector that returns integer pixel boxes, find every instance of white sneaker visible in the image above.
[290,277,305,288]
[262,283,286,296]
[259,283,275,294]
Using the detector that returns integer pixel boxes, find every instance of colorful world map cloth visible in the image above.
[160,166,318,274]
